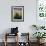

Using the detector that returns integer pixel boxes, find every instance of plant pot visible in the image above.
[37,39,45,44]
[37,39,40,43]
[40,38,45,43]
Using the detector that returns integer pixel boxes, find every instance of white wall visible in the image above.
[0,0,36,42]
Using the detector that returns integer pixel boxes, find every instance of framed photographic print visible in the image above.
[11,6,24,22]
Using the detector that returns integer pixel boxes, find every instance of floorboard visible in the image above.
[0,42,46,46]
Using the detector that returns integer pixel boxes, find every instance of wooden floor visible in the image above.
[0,42,46,46]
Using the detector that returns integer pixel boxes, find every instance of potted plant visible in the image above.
[32,25,39,30]
[33,32,46,43]
[40,26,45,29]
[32,24,45,30]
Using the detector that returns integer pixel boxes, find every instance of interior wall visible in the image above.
[0,0,36,42]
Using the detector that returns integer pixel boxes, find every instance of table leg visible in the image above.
[5,34,7,46]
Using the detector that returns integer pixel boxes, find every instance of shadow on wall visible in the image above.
[2,28,11,34]
[29,25,37,42]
